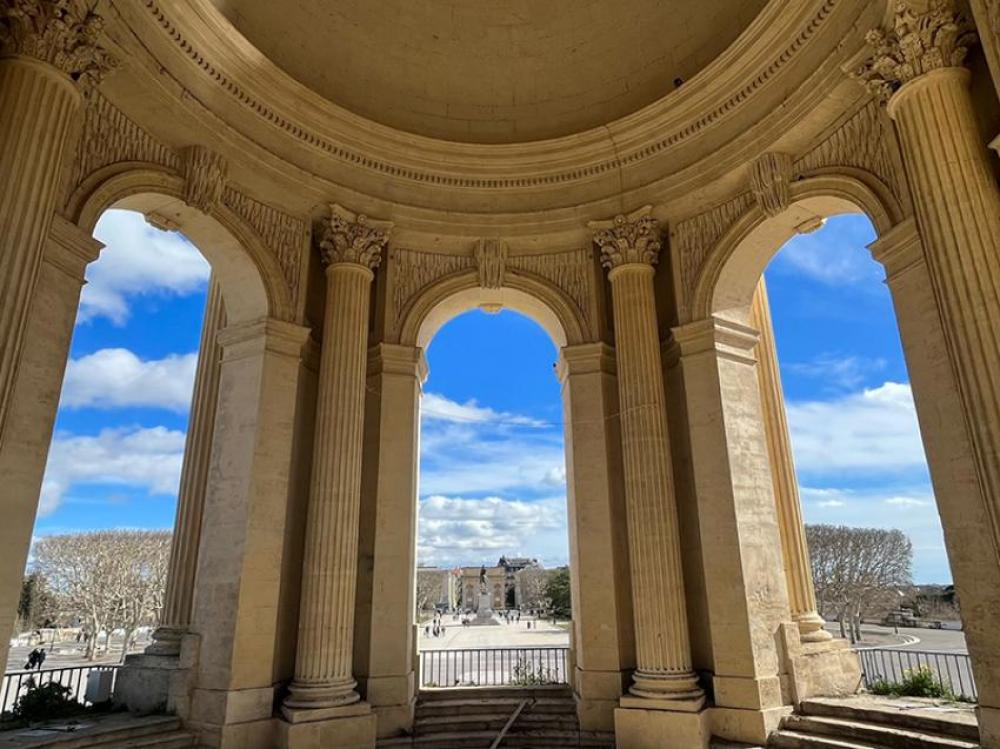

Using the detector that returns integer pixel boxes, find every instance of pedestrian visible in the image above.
[24,649,37,670]
[37,649,46,669]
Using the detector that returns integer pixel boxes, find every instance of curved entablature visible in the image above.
[105,0,882,214]
[65,165,297,325]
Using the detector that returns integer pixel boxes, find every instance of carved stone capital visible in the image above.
[749,152,793,218]
[475,238,508,290]
[855,0,977,101]
[590,207,662,272]
[0,0,117,90]
[182,146,228,214]
[317,204,391,270]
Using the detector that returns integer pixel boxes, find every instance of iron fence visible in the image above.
[856,647,977,701]
[0,664,120,713]
[419,647,569,688]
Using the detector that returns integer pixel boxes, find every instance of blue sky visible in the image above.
[34,210,948,582]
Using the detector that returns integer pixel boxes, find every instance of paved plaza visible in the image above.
[417,615,570,651]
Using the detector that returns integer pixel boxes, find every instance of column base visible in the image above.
[114,634,199,717]
[708,705,791,745]
[779,623,861,703]
[575,667,629,731]
[794,612,833,644]
[279,702,376,749]
[614,703,709,749]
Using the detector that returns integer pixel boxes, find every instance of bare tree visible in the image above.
[416,569,452,614]
[806,524,913,642]
[514,567,553,611]
[32,530,172,659]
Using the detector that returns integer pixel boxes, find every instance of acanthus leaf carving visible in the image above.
[589,207,662,271]
[317,204,391,270]
[182,146,227,214]
[507,248,596,336]
[388,249,474,335]
[0,0,117,90]
[749,152,793,218]
[475,238,507,290]
[855,0,977,101]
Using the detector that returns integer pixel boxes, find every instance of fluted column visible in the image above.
[749,280,830,644]
[859,5,1000,741]
[0,2,115,443]
[284,207,389,715]
[149,277,226,655]
[591,210,704,711]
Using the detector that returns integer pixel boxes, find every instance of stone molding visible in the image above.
[749,152,794,218]
[181,146,227,214]
[317,204,391,271]
[128,0,846,194]
[556,342,617,382]
[867,216,925,281]
[589,207,661,271]
[673,316,760,367]
[44,214,103,280]
[856,0,977,102]
[0,0,116,90]
[366,342,427,383]
[216,317,311,363]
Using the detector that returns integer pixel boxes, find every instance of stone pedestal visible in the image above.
[615,704,709,749]
[115,633,200,717]
[278,703,376,749]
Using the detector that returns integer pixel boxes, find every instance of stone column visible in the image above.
[0,217,100,674]
[0,3,114,443]
[749,280,830,644]
[870,219,1000,749]
[590,210,706,749]
[558,343,635,732]
[967,0,1000,101]
[149,277,226,655]
[860,8,1000,743]
[354,343,425,738]
[282,207,388,745]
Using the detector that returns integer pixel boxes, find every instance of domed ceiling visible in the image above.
[209,0,768,143]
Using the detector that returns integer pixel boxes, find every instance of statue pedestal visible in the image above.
[471,592,498,626]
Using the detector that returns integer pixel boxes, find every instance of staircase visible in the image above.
[0,715,196,749]
[769,698,981,749]
[378,686,615,749]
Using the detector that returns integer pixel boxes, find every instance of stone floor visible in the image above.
[417,615,570,650]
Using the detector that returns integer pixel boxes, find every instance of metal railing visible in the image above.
[856,648,977,701]
[1,664,120,713]
[419,647,569,688]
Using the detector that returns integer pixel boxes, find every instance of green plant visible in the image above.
[511,658,557,686]
[12,680,80,721]
[868,665,956,700]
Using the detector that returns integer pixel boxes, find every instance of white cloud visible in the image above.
[81,210,209,324]
[884,496,930,507]
[418,495,567,568]
[770,214,880,286]
[422,392,548,428]
[787,353,887,391]
[60,348,198,412]
[39,426,186,516]
[787,381,927,474]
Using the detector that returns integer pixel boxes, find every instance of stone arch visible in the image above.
[397,267,588,350]
[64,164,295,324]
[689,173,906,323]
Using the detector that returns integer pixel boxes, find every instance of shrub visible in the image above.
[868,665,955,700]
[13,679,80,722]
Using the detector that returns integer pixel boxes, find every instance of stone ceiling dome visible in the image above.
[209,0,768,143]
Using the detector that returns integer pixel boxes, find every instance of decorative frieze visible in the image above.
[856,0,977,102]
[317,204,391,270]
[749,152,793,218]
[673,192,755,303]
[0,0,116,90]
[475,238,507,290]
[590,208,662,271]
[182,146,227,214]
[508,248,596,336]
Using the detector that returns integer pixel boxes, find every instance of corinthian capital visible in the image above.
[317,204,391,270]
[856,0,977,101]
[0,0,117,90]
[590,207,662,272]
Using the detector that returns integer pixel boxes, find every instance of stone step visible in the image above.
[417,687,573,702]
[415,716,580,736]
[378,729,614,749]
[799,699,980,742]
[5,717,188,749]
[415,698,576,719]
[769,729,883,749]
[780,715,978,749]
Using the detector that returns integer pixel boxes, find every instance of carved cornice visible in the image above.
[128,0,846,193]
[182,146,227,213]
[475,239,508,290]
[590,208,662,272]
[856,0,977,101]
[749,152,794,218]
[317,205,390,270]
[0,0,116,90]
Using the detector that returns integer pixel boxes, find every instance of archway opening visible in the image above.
[759,212,967,694]
[414,305,573,690]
